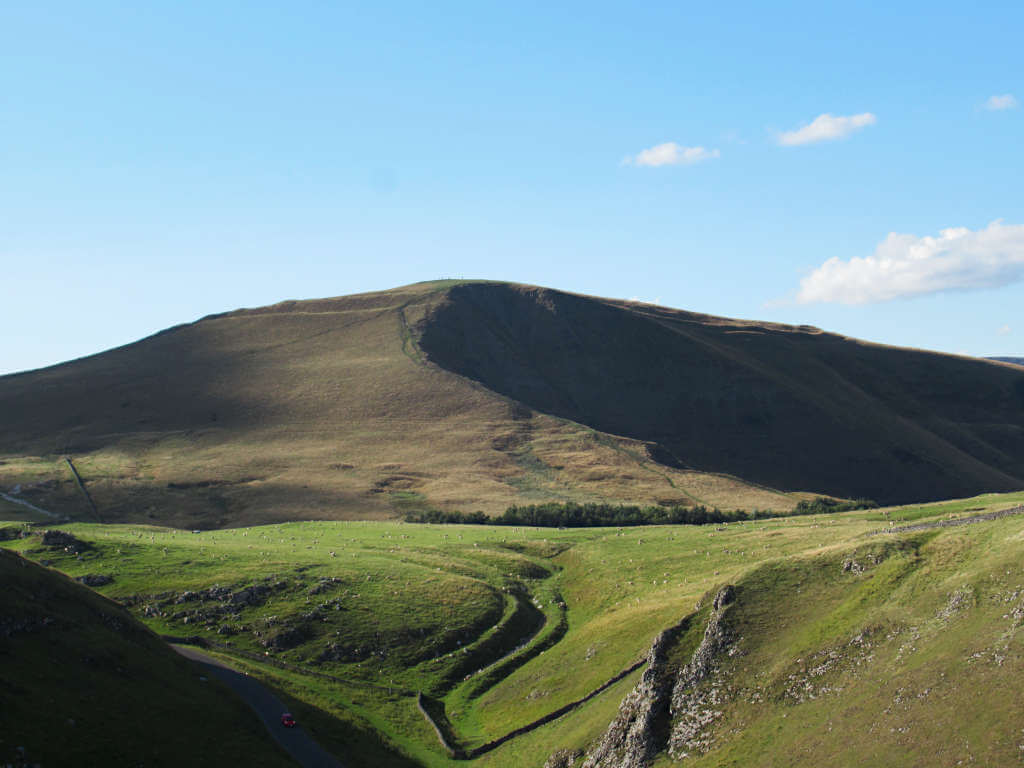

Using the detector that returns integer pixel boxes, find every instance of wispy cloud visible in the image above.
[998,324,1012,336]
[794,220,1024,305]
[985,94,1018,111]
[777,112,876,146]
[623,142,720,167]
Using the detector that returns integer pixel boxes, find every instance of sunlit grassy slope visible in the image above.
[3,281,1022,529]
[4,489,1024,767]
[0,281,807,528]
[0,547,294,767]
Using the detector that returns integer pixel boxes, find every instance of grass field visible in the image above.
[4,489,1024,766]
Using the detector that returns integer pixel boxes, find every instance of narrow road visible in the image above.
[173,645,344,768]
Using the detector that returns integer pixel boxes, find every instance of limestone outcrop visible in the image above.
[667,585,735,758]
[575,585,736,768]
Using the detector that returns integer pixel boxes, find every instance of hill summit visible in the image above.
[1,280,1022,526]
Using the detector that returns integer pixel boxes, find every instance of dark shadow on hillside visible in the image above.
[417,283,1024,505]
[4,281,1024,515]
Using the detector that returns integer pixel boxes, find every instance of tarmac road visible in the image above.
[173,644,344,768]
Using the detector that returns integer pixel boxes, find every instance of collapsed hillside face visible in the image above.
[417,282,1024,504]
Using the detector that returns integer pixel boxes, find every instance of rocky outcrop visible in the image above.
[668,586,736,758]
[309,577,344,595]
[261,623,309,651]
[171,582,270,607]
[76,574,113,587]
[40,529,90,553]
[229,584,270,606]
[544,748,583,768]
[937,587,974,620]
[578,585,736,768]
[317,640,373,664]
[578,625,678,768]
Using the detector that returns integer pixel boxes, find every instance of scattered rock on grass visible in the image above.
[76,574,113,587]
[544,748,583,768]
[261,624,309,651]
[937,587,974,620]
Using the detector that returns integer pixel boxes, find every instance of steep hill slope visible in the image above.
[0,280,1022,527]
[0,282,804,527]
[0,542,293,766]
[418,283,1024,504]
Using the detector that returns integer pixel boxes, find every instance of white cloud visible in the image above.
[985,94,1018,111]
[624,142,720,167]
[795,220,1024,305]
[777,112,876,146]
[998,324,1012,336]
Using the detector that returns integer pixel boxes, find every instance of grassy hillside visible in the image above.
[418,283,1024,505]
[0,281,806,527]
[645,525,1024,768]
[1,281,1021,528]
[0,543,294,767]
[4,490,1023,767]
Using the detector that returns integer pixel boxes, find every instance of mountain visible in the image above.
[1,280,1022,527]
[419,283,1024,504]
[0,541,292,766]
[988,356,1024,367]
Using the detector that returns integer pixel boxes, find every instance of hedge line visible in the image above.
[406,497,877,528]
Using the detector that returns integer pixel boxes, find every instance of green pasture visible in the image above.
[3,489,1024,767]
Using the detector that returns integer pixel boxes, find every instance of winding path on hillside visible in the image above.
[172,645,344,768]
[0,490,58,518]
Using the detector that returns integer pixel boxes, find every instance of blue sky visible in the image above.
[2,1,1022,375]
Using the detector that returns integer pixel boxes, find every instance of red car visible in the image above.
[280,713,296,728]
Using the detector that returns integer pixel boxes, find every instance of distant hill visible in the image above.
[0,542,291,766]
[988,356,1024,366]
[0,281,1022,526]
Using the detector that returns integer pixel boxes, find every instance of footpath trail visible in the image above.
[172,645,344,768]
[0,490,58,518]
